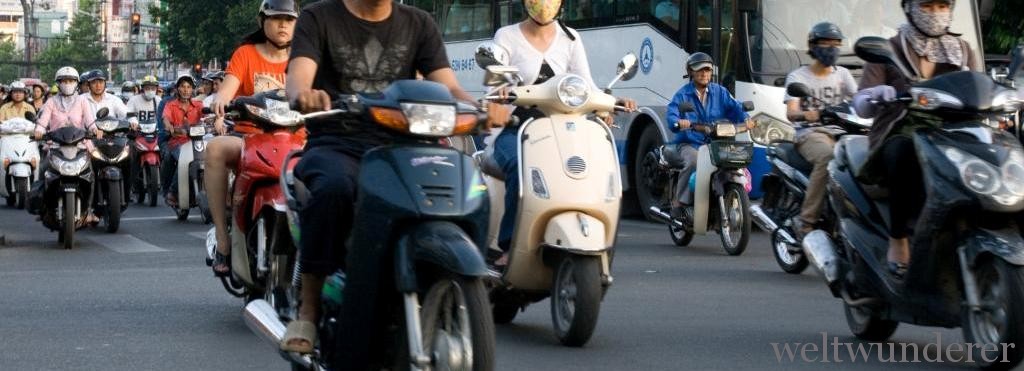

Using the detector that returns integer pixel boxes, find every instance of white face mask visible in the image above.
[144,91,156,100]
[59,82,77,96]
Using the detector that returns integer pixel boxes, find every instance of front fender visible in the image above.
[962,228,1024,267]
[543,212,608,254]
[96,166,122,181]
[9,163,32,178]
[395,221,487,293]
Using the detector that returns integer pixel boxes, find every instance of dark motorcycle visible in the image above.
[751,86,872,273]
[801,37,1024,370]
[91,115,133,233]
[244,80,496,370]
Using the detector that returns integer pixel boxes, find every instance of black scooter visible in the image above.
[244,80,496,371]
[801,37,1024,370]
[751,87,871,273]
[91,115,133,233]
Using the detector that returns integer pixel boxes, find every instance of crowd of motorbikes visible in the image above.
[4,37,1024,370]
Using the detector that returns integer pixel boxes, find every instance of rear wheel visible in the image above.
[634,125,668,221]
[62,192,76,250]
[14,177,28,209]
[719,183,751,256]
[669,222,693,247]
[551,255,602,347]
[962,258,1024,370]
[105,181,121,233]
[773,230,808,274]
[420,276,496,371]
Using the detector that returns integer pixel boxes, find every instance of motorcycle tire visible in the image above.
[843,301,898,341]
[719,183,751,256]
[669,222,693,247]
[772,230,808,274]
[63,192,75,250]
[962,258,1024,370]
[147,165,159,207]
[14,177,28,210]
[551,255,602,347]
[634,125,669,221]
[176,208,190,221]
[418,276,496,371]
[105,181,121,233]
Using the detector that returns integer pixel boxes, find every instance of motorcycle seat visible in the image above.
[473,151,505,181]
[769,141,813,174]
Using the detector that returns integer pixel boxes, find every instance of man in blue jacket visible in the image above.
[664,52,752,220]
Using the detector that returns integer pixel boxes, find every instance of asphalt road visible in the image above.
[0,202,1012,370]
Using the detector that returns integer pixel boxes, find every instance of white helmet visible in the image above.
[55,66,80,82]
[9,81,27,94]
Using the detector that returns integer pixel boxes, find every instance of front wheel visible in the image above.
[62,192,76,250]
[669,222,693,247]
[14,177,28,210]
[551,255,602,347]
[962,258,1024,370]
[146,164,159,207]
[420,276,496,371]
[105,181,121,233]
[718,183,751,256]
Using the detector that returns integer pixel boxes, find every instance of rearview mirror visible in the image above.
[24,111,35,122]
[742,101,755,112]
[854,36,914,79]
[617,53,639,82]
[475,42,510,69]
[785,82,813,98]
[96,107,109,120]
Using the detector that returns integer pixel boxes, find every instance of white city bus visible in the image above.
[409,0,984,215]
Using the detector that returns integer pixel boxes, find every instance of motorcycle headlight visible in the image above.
[557,75,590,109]
[51,154,89,176]
[59,145,79,160]
[910,87,964,110]
[400,103,456,137]
[940,146,1024,205]
[96,119,118,132]
[749,113,794,145]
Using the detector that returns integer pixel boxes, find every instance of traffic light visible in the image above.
[131,13,141,35]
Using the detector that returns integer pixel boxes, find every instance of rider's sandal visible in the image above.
[280,320,317,354]
[887,262,908,281]
[211,251,231,277]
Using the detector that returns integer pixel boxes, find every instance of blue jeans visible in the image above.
[161,145,180,196]
[493,128,519,251]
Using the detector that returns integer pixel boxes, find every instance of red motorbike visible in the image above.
[206,90,305,315]
[133,120,161,207]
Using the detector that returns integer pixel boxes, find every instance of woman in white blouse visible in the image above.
[490,0,636,265]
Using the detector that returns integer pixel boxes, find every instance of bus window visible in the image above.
[653,0,682,30]
[694,0,737,89]
[429,0,493,42]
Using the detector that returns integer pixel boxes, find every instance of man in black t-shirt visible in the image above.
[280,0,505,365]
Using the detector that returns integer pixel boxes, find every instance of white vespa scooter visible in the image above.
[473,43,634,347]
[0,115,40,209]
[172,121,214,222]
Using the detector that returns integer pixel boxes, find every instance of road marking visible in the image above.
[86,235,169,253]
[120,215,200,221]
[189,231,208,240]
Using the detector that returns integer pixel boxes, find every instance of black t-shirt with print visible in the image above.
[291,0,450,146]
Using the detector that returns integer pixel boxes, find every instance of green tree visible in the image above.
[35,0,105,81]
[153,0,276,65]
[0,39,24,83]
[982,0,1024,55]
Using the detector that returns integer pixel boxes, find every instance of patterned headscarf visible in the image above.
[900,0,964,67]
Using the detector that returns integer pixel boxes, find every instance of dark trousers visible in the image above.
[160,145,180,195]
[880,136,923,239]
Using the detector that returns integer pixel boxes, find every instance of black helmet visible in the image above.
[807,22,844,44]
[260,0,298,18]
[686,52,714,72]
[82,69,107,82]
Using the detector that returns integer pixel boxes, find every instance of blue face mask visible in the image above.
[811,46,840,66]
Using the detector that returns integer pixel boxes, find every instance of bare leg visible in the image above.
[205,136,243,261]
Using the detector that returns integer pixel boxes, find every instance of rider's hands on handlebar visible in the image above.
[675,119,692,130]
[617,97,638,112]
[486,102,511,128]
[852,85,897,119]
[212,116,227,135]
[294,89,332,114]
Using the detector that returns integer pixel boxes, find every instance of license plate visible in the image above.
[189,126,206,136]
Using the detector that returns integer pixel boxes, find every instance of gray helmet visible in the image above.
[82,69,107,82]
[807,22,844,44]
[686,52,714,72]
[260,0,298,18]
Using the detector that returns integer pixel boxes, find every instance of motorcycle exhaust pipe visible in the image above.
[749,205,798,245]
[243,300,313,369]
[647,206,685,228]
[802,230,840,286]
